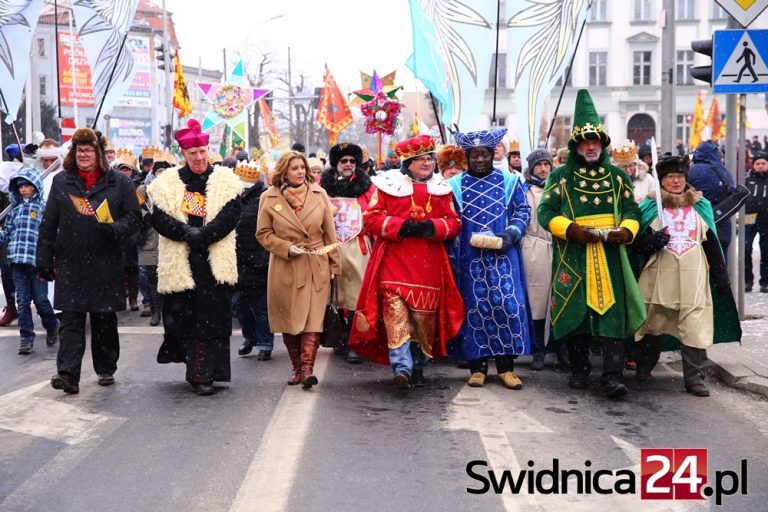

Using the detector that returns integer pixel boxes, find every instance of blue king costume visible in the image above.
[447,128,534,389]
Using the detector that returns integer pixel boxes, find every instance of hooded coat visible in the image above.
[0,168,46,265]
[36,168,141,312]
[688,141,735,245]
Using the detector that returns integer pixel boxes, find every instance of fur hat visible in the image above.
[62,128,110,173]
[436,144,467,172]
[656,153,690,181]
[329,142,363,168]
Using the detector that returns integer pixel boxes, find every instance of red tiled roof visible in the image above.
[38,0,179,48]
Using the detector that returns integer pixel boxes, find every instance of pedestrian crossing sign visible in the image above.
[713,29,768,93]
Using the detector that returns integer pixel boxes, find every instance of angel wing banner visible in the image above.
[71,0,140,116]
[406,0,494,131]
[507,0,589,159]
[0,0,44,123]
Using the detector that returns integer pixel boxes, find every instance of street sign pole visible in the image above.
[737,93,747,319]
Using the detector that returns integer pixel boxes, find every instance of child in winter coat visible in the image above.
[0,168,59,354]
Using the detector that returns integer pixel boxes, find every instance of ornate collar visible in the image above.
[371,169,453,197]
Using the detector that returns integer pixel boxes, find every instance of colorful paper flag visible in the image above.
[316,65,353,145]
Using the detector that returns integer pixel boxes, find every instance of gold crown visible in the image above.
[115,148,137,168]
[153,151,176,166]
[141,145,160,159]
[508,139,520,152]
[611,140,637,165]
[235,161,261,183]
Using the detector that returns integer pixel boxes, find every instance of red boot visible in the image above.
[0,304,17,326]
[283,334,302,385]
[300,333,321,389]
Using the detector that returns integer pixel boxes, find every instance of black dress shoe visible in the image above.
[761,286,768,293]
[603,378,628,398]
[346,349,362,364]
[194,383,215,396]
[256,349,272,361]
[149,310,161,326]
[745,284,753,292]
[411,369,427,387]
[530,352,545,371]
[238,340,255,356]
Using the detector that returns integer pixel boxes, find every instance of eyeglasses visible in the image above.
[76,147,96,155]
[339,158,356,164]
[664,174,686,181]
[413,155,433,162]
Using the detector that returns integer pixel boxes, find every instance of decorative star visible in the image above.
[197,59,269,141]
[351,69,403,106]
[360,91,402,135]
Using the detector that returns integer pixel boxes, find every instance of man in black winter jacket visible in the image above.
[234,164,273,359]
[38,128,141,394]
[745,152,768,292]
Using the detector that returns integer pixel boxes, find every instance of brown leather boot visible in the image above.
[283,334,302,385]
[0,304,17,326]
[300,332,321,389]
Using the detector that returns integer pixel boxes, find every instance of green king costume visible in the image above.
[537,90,645,397]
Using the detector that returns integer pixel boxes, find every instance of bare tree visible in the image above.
[245,50,274,150]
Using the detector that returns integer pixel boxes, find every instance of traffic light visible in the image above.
[690,38,713,85]
[155,44,166,71]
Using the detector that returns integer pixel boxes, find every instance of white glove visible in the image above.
[289,245,306,257]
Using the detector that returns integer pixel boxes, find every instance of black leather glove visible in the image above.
[493,231,515,251]
[182,224,206,249]
[96,222,116,241]
[37,267,55,282]
[634,228,670,256]
[399,220,434,239]
[415,220,435,239]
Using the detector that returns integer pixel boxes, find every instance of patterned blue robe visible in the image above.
[448,169,534,360]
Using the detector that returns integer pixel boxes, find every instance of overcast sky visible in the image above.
[165,0,418,93]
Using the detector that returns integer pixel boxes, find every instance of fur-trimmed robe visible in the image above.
[148,165,242,293]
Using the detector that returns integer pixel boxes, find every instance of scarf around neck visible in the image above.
[282,182,309,214]
[78,168,102,191]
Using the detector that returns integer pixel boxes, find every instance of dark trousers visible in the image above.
[745,223,768,287]
[0,263,15,306]
[57,311,119,383]
[11,263,57,342]
[531,319,547,356]
[235,293,273,350]
[468,355,515,375]
[636,335,708,386]
[568,336,625,381]
[144,265,161,313]
[184,337,230,384]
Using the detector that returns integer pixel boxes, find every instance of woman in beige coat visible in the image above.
[256,151,341,388]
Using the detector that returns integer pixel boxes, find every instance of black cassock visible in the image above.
[151,165,241,384]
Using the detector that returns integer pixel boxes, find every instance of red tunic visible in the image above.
[350,180,465,365]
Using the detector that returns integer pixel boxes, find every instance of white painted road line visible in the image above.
[0,327,244,338]
[229,349,330,512]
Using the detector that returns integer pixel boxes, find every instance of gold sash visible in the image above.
[576,214,615,315]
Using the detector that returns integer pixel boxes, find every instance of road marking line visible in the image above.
[229,350,329,512]
[0,327,244,338]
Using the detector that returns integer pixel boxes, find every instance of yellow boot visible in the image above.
[467,372,486,387]
[498,371,523,390]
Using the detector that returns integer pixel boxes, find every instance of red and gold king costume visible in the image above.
[349,137,464,366]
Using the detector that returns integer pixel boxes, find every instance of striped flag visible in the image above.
[258,97,279,147]
[689,91,706,150]
[173,51,192,118]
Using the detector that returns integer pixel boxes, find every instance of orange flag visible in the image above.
[689,90,705,150]
[316,65,353,145]
[173,52,192,118]
[706,97,722,142]
[258,97,279,147]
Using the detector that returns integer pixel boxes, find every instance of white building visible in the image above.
[484,0,768,152]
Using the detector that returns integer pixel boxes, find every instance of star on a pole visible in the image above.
[197,59,270,141]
